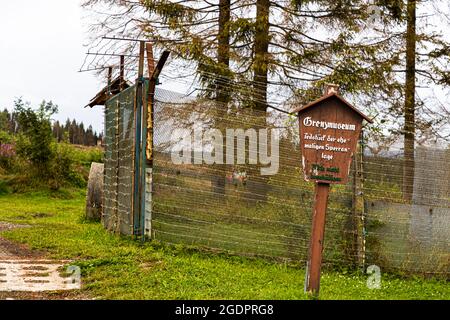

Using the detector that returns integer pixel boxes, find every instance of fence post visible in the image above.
[114,100,120,234]
[133,41,146,237]
[305,182,330,296]
[144,46,170,240]
[144,43,155,239]
[140,52,148,241]
[352,131,366,269]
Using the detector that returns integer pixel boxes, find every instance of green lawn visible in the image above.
[0,189,448,300]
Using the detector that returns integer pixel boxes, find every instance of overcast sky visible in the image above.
[0,0,105,132]
[1,1,449,138]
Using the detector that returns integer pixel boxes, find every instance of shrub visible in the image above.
[0,130,14,145]
[0,142,16,170]
[2,99,102,191]
[71,146,103,167]
[0,130,16,170]
[49,142,88,190]
[0,179,10,195]
[14,98,58,175]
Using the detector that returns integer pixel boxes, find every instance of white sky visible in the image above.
[0,0,104,133]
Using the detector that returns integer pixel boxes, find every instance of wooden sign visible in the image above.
[293,85,372,296]
[294,89,372,185]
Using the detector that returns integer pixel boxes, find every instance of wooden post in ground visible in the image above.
[293,84,373,298]
[305,182,330,295]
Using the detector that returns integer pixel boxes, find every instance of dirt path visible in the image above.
[0,222,89,300]
[0,244,12,259]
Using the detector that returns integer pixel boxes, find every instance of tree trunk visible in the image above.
[212,0,231,196]
[403,0,416,202]
[217,0,231,105]
[253,0,270,113]
[243,0,270,202]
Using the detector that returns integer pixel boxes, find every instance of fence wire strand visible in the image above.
[102,81,449,278]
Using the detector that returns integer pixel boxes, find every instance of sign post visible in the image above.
[293,84,372,296]
[305,182,330,294]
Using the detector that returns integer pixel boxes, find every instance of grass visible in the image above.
[0,189,448,300]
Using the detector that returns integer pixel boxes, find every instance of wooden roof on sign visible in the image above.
[291,93,373,123]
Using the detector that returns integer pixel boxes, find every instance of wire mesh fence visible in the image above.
[103,85,137,235]
[150,89,449,277]
[363,147,450,276]
[102,82,449,278]
[152,94,353,266]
